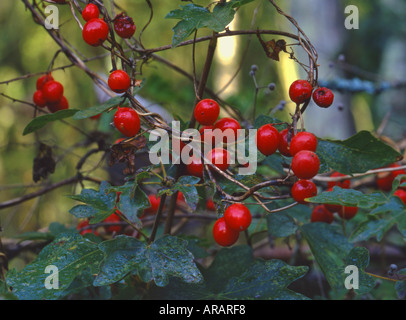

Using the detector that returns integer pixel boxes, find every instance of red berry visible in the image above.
[212,217,239,247]
[278,128,295,157]
[289,131,318,156]
[256,124,280,156]
[207,148,230,172]
[291,150,320,179]
[199,125,216,148]
[77,219,98,236]
[82,3,100,21]
[33,90,47,108]
[36,73,54,90]
[48,96,69,113]
[90,113,102,120]
[113,12,136,39]
[313,87,334,108]
[42,80,64,103]
[144,194,161,215]
[103,212,122,233]
[213,117,241,143]
[82,18,109,47]
[394,189,406,205]
[224,203,252,232]
[186,155,204,178]
[291,180,317,204]
[311,205,334,224]
[337,206,358,220]
[376,163,406,191]
[327,172,351,189]
[194,99,220,126]
[206,199,216,211]
[177,192,185,205]
[289,80,313,104]
[113,106,141,137]
[324,203,342,213]
[108,70,131,93]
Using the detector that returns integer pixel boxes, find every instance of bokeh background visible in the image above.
[0,0,405,278]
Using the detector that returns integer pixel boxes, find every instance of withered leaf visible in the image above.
[33,143,56,183]
[109,135,147,175]
[256,32,287,61]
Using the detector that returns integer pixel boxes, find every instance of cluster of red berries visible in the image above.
[183,99,239,177]
[310,173,358,223]
[32,73,69,113]
[289,79,334,108]
[376,162,406,204]
[82,4,136,47]
[212,203,252,247]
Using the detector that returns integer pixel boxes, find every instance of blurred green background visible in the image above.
[0,0,405,246]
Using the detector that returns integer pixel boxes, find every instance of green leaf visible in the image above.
[307,186,387,209]
[352,196,406,241]
[221,259,309,300]
[94,235,203,287]
[5,232,104,300]
[344,247,376,295]
[301,223,353,291]
[149,245,309,300]
[109,180,150,226]
[395,268,406,299]
[253,114,287,131]
[72,96,126,120]
[172,175,201,211]
[316,131,403,174]
[68,181,117,223]
[166,1,252,47]
[23,109,79,135]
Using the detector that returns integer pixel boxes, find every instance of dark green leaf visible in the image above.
[94,235,203,287]
[253,115,287,131]
[72,96,126,120]
[166,1,252,47]
[23,109,79,135]
[5,232,103,300]
[68,181,117,223]
[301,223,353,291]
[173,175,202,211]
[221,259,309,300]
[316,131,403,174]
[307,186,387,209]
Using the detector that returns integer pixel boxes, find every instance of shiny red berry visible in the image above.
[376,163,406,191]
[82,18,109,46]
[194,99,220,126]
[327,172,351,189]
[206,199,216,211]
[289,131,318,156]
[394,189,406,205]
[291,180,317,204]
[256,124,280,156]
[278,128,295,157]
[48,96,69,113]
[289,80,313,104]
[113,106,141,137]
[291,150,320,179]
[207,147,230,172]
[337,206,358,220]
[213,117,241,143]
[82,3,100,21]
[186,155,204,178]
[108,70,131,93]
[103,212,122,233]
[36,73,54,90]
[311,205,334,224]
[42,80,64,103]
[313,87,334,108]
[33,90,47,108]
[213,217,239,247]
[224,203,252,232]
[113,13,136,39]
[144,194,161,215]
